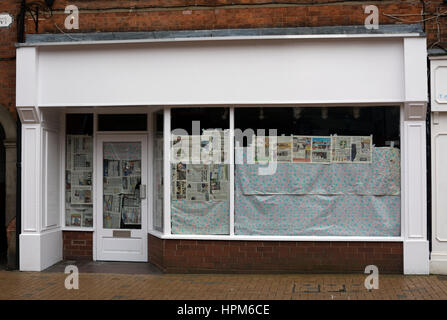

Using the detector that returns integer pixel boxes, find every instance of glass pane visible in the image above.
[234,106,401,237]
[65,114,94,228]
[170,108,230,235]
[103,142,142,229]
[153,111,164,232]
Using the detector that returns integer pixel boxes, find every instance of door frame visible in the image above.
[95,133,149,262]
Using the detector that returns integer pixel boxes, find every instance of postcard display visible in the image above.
[103,142,142,229]
[171,130,230,234]
[235,135,402,236]
[65,135,94,227]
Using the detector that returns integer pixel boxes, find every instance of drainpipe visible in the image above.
[17,0,26,43]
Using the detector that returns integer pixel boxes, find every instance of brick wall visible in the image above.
[0,0,19,115]
[148,235,403,273]
[63,231,93,260]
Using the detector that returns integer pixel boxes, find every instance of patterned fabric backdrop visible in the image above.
[235,147,401,236]
[171,147,401,236]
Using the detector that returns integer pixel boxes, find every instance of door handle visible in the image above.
[140,184,147,199]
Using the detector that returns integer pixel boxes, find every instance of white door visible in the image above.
[96,134,148,262]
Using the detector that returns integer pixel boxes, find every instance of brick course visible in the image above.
[63,231,93,260]
[148,235,403,273]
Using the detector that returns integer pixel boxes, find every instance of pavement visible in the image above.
[1,261,447,300]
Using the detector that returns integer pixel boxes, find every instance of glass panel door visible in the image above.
[103,142,142,230]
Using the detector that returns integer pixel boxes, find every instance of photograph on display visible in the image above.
[331,136,352,163]
[292,136,312,163]
[311,137,331,163]
[276,136,292,162]
[351,135,373,163]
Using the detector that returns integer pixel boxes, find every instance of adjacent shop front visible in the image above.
[16,26,429,273]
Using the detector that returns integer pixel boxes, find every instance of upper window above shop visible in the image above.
[98,114,147,131]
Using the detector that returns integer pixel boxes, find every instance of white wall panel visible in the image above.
[22,125,40,232]
[431,57,447,111]
[403,38,427,102]
[16,47,38,107]
[42,128,60,229]
[37,38,405,106]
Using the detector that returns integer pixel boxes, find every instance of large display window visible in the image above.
[165,106,401,237]
[234,106,401,236]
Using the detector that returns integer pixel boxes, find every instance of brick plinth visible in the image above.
[148,234,403,273]
[63,231,93,260]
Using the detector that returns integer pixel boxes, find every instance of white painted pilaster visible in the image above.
[402,37,429,274]
[429,56,447,274]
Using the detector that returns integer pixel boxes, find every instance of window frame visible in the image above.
[154,104,404,242]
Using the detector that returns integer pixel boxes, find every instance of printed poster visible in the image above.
[276,136,292,162]
[292,136,311,163]
[332,136,352,163]
[311,137,331,163]
[351,135,373,163]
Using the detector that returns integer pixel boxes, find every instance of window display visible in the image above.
[103,142,142,229]
[65,114,94,228]
[170,108,230,235]
[234,106,401,236]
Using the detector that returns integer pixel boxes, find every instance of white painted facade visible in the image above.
[16,34,429,273]
[430,55,447,275]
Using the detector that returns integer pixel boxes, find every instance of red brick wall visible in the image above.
[148,235,403,274]
[0,0,19,116]
[63,231,93,260]
[28,1,424,36]
[148,234,164,269]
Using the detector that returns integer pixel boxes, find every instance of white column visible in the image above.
[17,47,62,271]
[402,111,429,274]
[402,37,429,274]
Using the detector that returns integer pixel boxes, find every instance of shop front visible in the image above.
[16,26,429,273]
